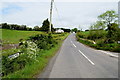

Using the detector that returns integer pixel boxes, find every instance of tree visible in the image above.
[40,18,54,32]
[98,10,118,26]
[26,27,32,31]
[61,28,71,32]
[33,26,40,31]
[2,23,10,29]
[108,23,119,41]
[90,21,106,30]
[72,28,78,33]
[20,25,27,30]
[98,10,118,43]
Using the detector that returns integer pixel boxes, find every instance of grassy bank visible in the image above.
[2,32,69,78]
[76,31,120,52]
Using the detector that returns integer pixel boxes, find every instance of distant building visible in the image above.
[55,29,64,33]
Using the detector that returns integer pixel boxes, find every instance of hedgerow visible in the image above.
[2,33,57,76]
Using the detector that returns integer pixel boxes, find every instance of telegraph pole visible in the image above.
[49,0,54,32]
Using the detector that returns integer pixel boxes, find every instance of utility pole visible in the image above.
[49,0,54,32]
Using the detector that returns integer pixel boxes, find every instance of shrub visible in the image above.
[2,41,39,76]
[76,32,88,39]
[96,39,105,47]
[29,34,57,50]
[87,30,106,40]
[111,44,120,52]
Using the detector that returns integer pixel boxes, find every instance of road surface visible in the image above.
[39,33,118,78]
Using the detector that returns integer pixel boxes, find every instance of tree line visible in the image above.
[0,18,71,32]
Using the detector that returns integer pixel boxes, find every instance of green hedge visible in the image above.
[77,37,120,52]
[2,34,57,76]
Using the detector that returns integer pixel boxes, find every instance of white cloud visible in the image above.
[1,2,50,26]
[1,2,118,30]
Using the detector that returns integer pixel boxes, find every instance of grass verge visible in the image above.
[2,33,69,78]
[76,36,120,52]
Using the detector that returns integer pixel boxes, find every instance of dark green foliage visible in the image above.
[29,34,57,50]
[116,28,120,41]
[1,23,32,31]
[87,30,106,40]
[77,38,93,46]
[1,23,10,29]
[61,28,71,32]
[71,28,78,33]
[76,32,87,39]
[33,26,41,31]
[2,54,28,76]
[40,18,54,32]
[112,44,120,52]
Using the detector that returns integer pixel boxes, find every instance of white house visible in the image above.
[55,29,64,33]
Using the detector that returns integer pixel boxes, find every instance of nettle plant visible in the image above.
[20,40,39,62]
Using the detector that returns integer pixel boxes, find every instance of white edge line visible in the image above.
[78,50,95,65]
[99,50,118,58]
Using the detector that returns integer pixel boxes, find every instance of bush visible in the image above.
[96,39,105,47]
[2,41,38,76]
[76,32,88,39]
[111,44,120,52]
[29,34,57,50]
[2,54,28,76]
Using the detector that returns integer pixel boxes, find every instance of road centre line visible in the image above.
[71,40,77,47]
[73,44,77,47]
[71,40,95,65]
[78,50,95,65]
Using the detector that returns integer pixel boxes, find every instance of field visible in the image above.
[0,29,43,44]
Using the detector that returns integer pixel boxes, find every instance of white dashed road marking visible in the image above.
[71,40,77,47]
[78,50,95,65]
[71,40,95,65]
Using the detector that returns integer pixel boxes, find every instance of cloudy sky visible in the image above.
[0,0,119,30]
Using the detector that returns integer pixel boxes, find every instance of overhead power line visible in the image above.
[53,2,65,28]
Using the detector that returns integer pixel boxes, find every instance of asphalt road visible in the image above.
[39,33,118,78]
